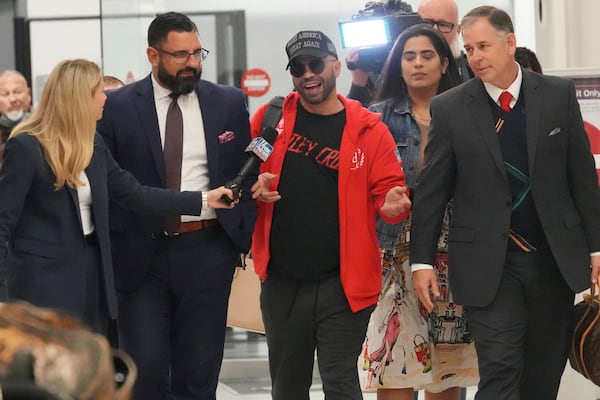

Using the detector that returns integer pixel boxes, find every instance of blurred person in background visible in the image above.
[0,70,32,159]
[417,0,472,82]
[103,75,126,90]
[515,46,543,74]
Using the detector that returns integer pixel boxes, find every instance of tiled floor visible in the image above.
[218,328,477,400]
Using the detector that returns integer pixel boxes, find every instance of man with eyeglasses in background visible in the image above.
[97,11,256,400]
[418,0,473,82]
[249,30,411,400]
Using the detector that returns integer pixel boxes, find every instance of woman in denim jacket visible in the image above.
[358,24,479,400]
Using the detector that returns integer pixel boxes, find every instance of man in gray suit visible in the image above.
[410,6,600,400]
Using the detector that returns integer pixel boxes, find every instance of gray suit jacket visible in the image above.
[410,69,600,307]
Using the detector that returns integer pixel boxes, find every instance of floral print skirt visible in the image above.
[358,213,479,393]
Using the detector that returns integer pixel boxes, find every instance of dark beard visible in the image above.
[157,64,202,95]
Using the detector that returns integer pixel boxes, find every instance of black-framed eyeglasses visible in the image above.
[422,19,455,33]
[287,57,329,78]
[155,48,209,64]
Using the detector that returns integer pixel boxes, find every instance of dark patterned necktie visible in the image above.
[163,93,183,234]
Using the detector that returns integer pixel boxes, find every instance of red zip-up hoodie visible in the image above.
[250,92,409,312]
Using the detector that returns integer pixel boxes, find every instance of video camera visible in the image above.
[339,0,422,74]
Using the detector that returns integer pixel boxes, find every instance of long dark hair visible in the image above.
[373,24,460,103]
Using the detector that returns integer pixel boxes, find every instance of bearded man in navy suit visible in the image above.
[97,12,255,400]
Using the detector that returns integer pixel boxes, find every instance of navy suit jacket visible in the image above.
[410,70,600,306]
[97,75,256,292]
[0,133,203,318]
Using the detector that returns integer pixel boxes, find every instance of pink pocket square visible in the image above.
[218,131,235,144]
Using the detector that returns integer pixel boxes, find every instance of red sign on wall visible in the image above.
[584,121,600,185]
[240,68,271,97]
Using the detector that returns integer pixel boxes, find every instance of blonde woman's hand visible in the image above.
[208,186,238,208]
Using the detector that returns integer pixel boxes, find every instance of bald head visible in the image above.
[418,0,461,57]
[0,70,27,82]
[418,0,459,23]
[0,70,31,116]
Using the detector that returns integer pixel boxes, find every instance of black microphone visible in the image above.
[221,127,279,205]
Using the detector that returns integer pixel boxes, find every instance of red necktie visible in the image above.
[163,93,183,234]
[499,91,512,112]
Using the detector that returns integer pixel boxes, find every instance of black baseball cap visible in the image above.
[285,30,338,67]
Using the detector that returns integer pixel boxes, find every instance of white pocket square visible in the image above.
[548,127,561,136]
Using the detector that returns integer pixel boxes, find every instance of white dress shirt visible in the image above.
[152,74,215,220]
[77,171,94,235]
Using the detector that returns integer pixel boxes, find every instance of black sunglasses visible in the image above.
[287,58,326,77]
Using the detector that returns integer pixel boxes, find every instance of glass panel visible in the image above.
[100,2,243,87]
[101,16,154,84]
[30,19,102,104]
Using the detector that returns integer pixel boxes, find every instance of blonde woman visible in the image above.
[0,59,235,333]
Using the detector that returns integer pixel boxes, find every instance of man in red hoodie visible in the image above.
[249,30,412,400]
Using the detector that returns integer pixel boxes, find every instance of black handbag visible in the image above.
[569,279,600,385]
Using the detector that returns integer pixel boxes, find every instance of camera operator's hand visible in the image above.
[346,48,375,107]
[346,48,370,87]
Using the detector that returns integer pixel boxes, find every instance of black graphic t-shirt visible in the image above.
[268,103,346,280]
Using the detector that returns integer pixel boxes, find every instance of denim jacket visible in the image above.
[369,96,422,250]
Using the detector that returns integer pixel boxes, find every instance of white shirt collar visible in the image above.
[483,62,522,105]
[151,73,171,101]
